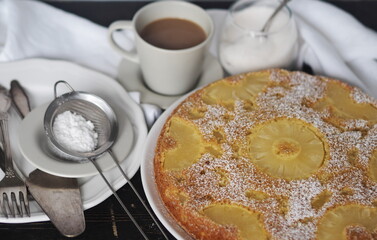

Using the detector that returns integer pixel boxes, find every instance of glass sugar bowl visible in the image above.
[219,0,299,75]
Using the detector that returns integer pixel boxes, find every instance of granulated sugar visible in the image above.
[218,5,298,75]
[53,111,98,152]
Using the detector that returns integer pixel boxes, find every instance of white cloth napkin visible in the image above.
[0,0,121,78]
[290,0,377,98]
[0,0,161,128]
[0,0,376,127]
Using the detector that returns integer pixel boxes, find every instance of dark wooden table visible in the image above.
[1,1,377,240]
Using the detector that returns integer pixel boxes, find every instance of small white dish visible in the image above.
[18,102,134,178]
[117,53,224,109]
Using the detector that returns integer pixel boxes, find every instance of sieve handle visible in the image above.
[107,149,169,240]
[54,80,75,99]
[89,158,149,240]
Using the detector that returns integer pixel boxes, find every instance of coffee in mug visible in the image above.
[108,1,214,96]
[140,18,207,50]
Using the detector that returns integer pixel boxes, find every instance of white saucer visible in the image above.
[117,54,224,109]
[18,102,134,178]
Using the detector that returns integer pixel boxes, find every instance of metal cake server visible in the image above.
[10,80,85,237]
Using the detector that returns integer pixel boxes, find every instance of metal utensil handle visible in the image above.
[261,0,291,32]
[89,158,149,240]
[54,80,75,99]
[0,113,13,171]
[10,80,31,119]
[108,150,169,240]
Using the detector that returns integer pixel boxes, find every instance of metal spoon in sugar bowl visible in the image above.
[261,0,292,32]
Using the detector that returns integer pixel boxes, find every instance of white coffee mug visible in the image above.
[108,1,214,96]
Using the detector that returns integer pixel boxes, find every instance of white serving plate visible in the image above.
[0,58,147,223]
[141,91,196,240]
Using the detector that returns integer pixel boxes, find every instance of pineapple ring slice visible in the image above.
[317,205,377,240]
[313,81,377,125]
[248,118,327,180]
[201,71,270,108]
[368,149,377,182]
[163,117,205,170]
[202,204,268,240]
[163,117,222,170]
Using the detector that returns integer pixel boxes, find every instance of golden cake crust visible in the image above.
[154,69,377,240]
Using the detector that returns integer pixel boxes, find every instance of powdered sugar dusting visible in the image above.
[352,87,377,104]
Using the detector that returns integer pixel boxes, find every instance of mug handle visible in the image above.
[108,20,139,63]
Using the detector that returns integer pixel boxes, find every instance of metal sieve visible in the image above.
[44,81,168,240]
[44,81,117,162]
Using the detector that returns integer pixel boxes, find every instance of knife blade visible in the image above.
[10,80,85,237]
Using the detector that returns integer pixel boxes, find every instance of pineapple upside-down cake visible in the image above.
[154,69,377,240]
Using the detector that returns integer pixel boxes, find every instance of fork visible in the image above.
[0,86,30,218]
